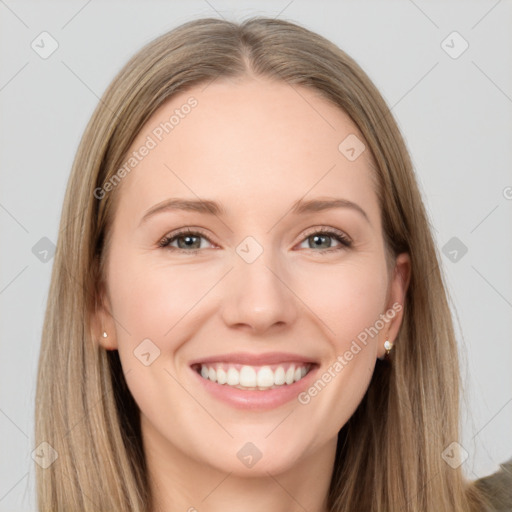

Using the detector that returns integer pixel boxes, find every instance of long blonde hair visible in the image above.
[35,17,490,511]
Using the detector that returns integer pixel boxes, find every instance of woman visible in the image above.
[35,17,504,511]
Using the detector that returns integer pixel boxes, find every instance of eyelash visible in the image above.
[158,226,352,255]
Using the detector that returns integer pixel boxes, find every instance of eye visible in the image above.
[158,226,352,254]
[158,228,215,253]
[297,226,352,254]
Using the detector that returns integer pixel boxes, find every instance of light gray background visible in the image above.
[1,1,511,510]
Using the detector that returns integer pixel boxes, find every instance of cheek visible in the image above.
[106,251,211,420]
[293,255,389,347]
[288,260,387,442]
[107,251,212,344]
[293,260,387,426]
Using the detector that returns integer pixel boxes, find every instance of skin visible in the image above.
[96,75,410,512]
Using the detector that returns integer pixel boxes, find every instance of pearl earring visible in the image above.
[384,339,393,355]
[102,331,108,338]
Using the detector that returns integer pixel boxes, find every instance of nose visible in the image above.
[220,248,299,334]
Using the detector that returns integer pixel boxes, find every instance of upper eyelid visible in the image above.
[301,225,351,240]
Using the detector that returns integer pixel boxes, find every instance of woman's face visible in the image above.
[98,76,409,476]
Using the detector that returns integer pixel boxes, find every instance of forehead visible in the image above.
[115,76,379,224]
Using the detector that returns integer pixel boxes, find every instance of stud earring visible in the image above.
[102,331,108,338]
[384,339,393,356]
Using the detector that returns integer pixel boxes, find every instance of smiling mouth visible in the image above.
[191,362,314,391]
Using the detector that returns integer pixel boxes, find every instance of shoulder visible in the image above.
[472,457,512,512]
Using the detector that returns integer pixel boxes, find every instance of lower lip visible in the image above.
[190,365,319,411]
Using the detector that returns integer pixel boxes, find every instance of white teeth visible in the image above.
[226,367,239,386]
[196,362,312,390]
[239,366,257,387]
[256,366,274,387]
[274,366,286,385]
[216,367,227,384]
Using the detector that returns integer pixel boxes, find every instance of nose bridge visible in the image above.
[221,236,297,332]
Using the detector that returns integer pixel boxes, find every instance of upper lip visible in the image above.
[189,352,318,366]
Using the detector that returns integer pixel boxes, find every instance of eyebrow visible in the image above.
[140,197,370,225]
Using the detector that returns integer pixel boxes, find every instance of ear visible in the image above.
[376,252,411,359]
[91,282,118,351]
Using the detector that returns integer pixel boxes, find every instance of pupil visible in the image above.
[179,235,199,249]
[312,234,330,248]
